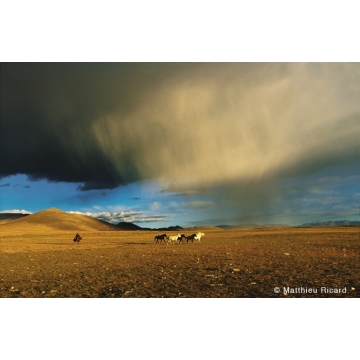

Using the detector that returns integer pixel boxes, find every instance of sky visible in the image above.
[1,63,359,227]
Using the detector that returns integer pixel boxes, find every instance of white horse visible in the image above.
[194,232,205,242]
[166,234,182,245]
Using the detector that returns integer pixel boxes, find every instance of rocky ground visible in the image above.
[1,227,359,298]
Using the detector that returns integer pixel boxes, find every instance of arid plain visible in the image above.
[1,209,359,298]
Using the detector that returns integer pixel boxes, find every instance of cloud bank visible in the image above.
[2,63,359,223]
[0,209,32,214]
[67,210,171,224]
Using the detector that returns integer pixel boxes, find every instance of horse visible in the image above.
[154,234,167,244]
[185,234,197,243]
[194,232,205,242]
[178,234,186,243]
[166,234,182,245]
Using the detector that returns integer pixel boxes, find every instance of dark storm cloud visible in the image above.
[0,183,10,187]
[1,62,359,210]
[0,63,199,190]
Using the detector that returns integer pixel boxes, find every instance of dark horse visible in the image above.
[185,234,197,243]
[154,234,167,244]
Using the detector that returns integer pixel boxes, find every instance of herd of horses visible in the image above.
[154,232,205,244]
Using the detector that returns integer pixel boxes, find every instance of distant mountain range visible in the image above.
[0,209,359,230]
[218,221,359,228]
[298,220,360,227]
[216,223,291,229]
[116,222,184,231]
[116,222,143,230]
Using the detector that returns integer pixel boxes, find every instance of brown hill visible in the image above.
[0,208,119,232]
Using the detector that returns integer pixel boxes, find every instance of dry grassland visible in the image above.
[1,227,359,298]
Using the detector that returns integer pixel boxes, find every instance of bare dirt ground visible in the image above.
[1,227,359,298]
